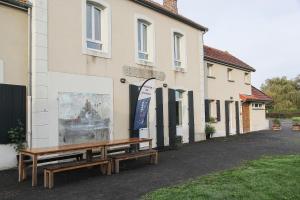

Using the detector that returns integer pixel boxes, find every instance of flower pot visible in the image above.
[292,125,300,131]
[272,125,282,131]
[206,134,211,140]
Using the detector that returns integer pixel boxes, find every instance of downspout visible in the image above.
[27,6,33,149]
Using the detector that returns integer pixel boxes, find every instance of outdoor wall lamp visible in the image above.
[163,83,168,88]
[120,78,126,83]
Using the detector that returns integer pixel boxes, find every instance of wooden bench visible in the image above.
[23,153,83,166]
[44,158,111,189]
[110,150,158,174]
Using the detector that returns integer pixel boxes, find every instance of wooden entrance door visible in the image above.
[242,103,250,133]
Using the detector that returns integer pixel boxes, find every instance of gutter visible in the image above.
[27,6,33,149]
[204,57,256,72]
[0,0,31,11]
[132,0,208,32]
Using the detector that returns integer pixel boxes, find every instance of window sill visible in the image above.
[228,80,235,83]
[82,48,111,59]
[207,76,216,79]
[174,67,186,73]
[136,59,155,67]
[245,82,251,85]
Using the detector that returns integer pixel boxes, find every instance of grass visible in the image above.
[143,155,300,200]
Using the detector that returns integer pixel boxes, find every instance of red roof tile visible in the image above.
[204,45,256,72]
[240,86,272,102]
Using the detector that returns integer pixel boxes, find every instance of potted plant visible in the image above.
[174,135,183,149]
[205,123,216,139]
[272,118,282,131]
[292,117,300,131]
[8,120,27,162]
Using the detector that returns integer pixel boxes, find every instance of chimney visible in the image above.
[163,0,178,14]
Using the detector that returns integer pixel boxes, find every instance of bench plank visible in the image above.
[44,158,111,189]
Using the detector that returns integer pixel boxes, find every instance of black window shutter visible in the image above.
[205,100,210,122]
[235,101,240,135]
[225,101,230,137]
[129,84,139,139]
[188,91,195,143]
[0,84,26,144]
[216,100,221,122]
[168,89,176,148]
[156,88,164,149]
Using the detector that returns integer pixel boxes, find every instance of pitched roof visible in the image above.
[240,86,272,102]
[132,0,208,32]
[0,0,32,9]
[204,45,256,72]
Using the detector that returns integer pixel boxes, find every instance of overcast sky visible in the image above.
[154,0,300,87]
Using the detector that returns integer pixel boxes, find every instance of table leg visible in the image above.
[86,149,93,162]
[149,140,152,150]
[101,147,107,159]
[18,153,24,182]
[32,155,38,187]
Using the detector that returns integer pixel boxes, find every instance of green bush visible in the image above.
[205,123,216,136]
[292,117,300,126]
[272,118,281,126]
[8,120,26,152]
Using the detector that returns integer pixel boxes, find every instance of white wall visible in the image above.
[41,72,114,148]
[250,104,269,132]
[0,145,16,170]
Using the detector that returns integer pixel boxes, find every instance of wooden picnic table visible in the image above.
[18,138,152,187]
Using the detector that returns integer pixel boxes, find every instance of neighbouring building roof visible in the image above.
[132,0,208,32]
[0,0,32,9]
[240,86,272,102]
[204,45,256,72]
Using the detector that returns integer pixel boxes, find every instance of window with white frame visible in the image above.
[244,72,250,84]
[207,63,214,78]
[173,32,183,67]
[253,103,263,109]
[227,68,234,81]
[176,90,184,126]
[135,16,154,65]
[86,3,102,51]
[172,31,186,69]
[83,0,111,58]
[138,19,150,60]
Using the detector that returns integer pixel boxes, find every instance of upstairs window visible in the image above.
[227,68,234,82]
[244,72,251,84]
[135,15,155,66]
[138,19,150,60]
[86,3,102,51]
[207,63,214,78]
[174,33,183,67]
[83,0,111,58]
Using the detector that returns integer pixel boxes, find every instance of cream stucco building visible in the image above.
[204,46,272,137]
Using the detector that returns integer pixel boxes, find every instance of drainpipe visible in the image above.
[27,6,33,149]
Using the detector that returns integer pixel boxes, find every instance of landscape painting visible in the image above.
[58,92,112,145]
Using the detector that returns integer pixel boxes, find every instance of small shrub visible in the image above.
[272,118,281,126]
[209,117,217,124]
[205,123,216,136]
[292,117,300,126]
[8,120,26,152]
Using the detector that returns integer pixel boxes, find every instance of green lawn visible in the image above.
[143,155,300,200]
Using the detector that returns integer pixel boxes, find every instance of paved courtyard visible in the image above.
[1,124,300,200]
